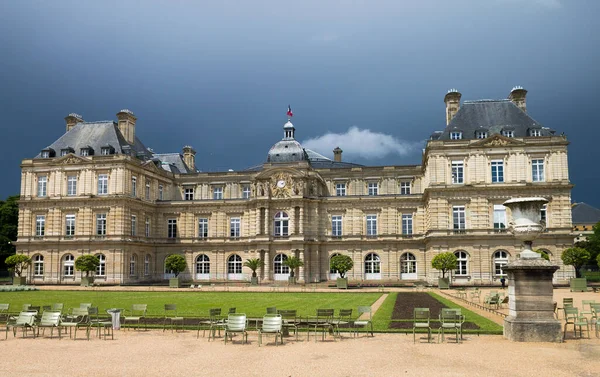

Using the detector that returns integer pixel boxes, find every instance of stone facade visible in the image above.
[15,88,575,285]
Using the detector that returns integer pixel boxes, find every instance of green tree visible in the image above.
[431,252,458,278]
[577,222,600,263]
[5,254,31,277]
[243,258,263,278]
[164,254,187,277]
[0,195,19,272]
[75,255,100,277]
[597,253,600,269]
[561,247,591,278]
[330,254,354,278]
[283,256,304,278]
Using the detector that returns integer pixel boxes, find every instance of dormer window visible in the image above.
[101,146,114,155]
[475,131,488,139]
[529,129,542,137]
[80,146,94,156]
[450,132,462,140]
[502,130,514,138]
[40,148,55,158]
[60,147,74,156]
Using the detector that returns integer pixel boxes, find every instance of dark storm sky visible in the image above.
[1,0,599,206]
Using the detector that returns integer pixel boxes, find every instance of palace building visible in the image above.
[16,87,575,285]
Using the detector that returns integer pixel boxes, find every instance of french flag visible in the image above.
[287,105,293,117]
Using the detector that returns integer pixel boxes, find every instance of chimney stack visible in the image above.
[444,89,461,125]
[116,109,137,144]
[182,145,196,172]
[508,86,527,112]
[333,147,343,162]
[65,113,84,132]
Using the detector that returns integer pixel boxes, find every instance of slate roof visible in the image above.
[152,153,191,174]
[244,148,362,171]
[435,100,555,140]
[36,121,153,160]
[572,202,600,225]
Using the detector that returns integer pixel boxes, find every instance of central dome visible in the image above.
[266,120,308,163]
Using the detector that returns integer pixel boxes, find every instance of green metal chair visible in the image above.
[413,308,431,343]
[88,307,113,340]
[438,308,461,343]
[163,304,184,332]
[580,300,596,317]
[278,309,299,340]
[563,307,589,340]
[123,304,147,331]
[258,314,283,346]
[353,306,374,337]
[36,311,62,339]
[309,308,334,342]
[197,308,223,340]
[266,307,277,314]
[60,308,91,340]
[224,313,248,344]
[331,309,353,339]
[7,312,37,338]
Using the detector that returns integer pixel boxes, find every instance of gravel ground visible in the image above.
[1,329,599,377]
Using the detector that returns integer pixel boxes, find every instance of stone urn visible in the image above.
[502,197,561,342]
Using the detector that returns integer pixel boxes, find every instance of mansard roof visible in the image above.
[572,202,600,225]
[35,121,153,160]
[151,153,191,174]
[437,100,554,140]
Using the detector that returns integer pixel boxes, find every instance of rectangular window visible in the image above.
[451,161,464,184]
[145,182,150,200]
[67,175,77,196]
[101,147,111,155]
[332,215,342,237]
[453,206,466,231]
[366,215,377,237]
[367,182,378,196]
[167,219,177,238]
[41,151,50,158]
[61,150,69,157]
[532,159,544,182]
[184,187,194,201]
[450,132,462,140]
[35,215,45,236]
[502,130,514,138]
[242,185,251,199]
[131,215,137,236]
[402,214,413,235]
[131,177,137,197]
[530,129,541,137]
[65,214,76,236]
[96,214,107,236]
[213,187,223,200]
[491,160,504,183]
[98,174,108,195]
[198,218,208,239]
[476,131,487,139]
[129,257,136,276]
[335,183,346,197]
[145,217,150,237]
[400,182,411,195]
[230,217,240,238]
[37,176,47,197]
[540,204,547,225]
[493,205,506,231]
[80,148,89,157]
[144,255,150,276]
[158,185,164,200]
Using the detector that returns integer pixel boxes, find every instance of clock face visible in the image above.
[277,180,286,188]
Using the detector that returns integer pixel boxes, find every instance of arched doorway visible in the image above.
[400,252,417,280]
[195,254,210,280]
[273,253,290,281]
[227,254,243,280]
[364,253,381,280]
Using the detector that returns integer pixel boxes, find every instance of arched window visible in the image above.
[163,255,176,279]
[454,251,468,276]
[493,250,509,276]
[364,253,381,274]
[33,254,44,276]
[273,254,289,274]
[144,254,151,276]
[63,254,74,276]
[96,254,106,276]
[273,212,289,237]
[329,253,341,274]
[196,254,210,275]
[129,254,137,276]
[227,254,242,274]
[400,253,417,278]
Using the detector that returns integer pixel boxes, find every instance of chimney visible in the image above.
[333,147,343,162]
[444,89,461,125]
[508,86,527,112]
[182,145,196,172]
[65,113,84,132]
[116,109,137,144]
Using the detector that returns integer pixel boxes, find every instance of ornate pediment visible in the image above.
[270,172,293,198]
[471,134,525,148]
[51,154,91,165]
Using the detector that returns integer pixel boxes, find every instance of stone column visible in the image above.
[298,249,305,283]
[263,249,271,282]
[503,259,561,342]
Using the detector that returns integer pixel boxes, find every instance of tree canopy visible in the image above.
[283,256,304,278]
[330,254,354,278]
[575,222,600,264]
[75,255,100,277]
[561,247,591,278]
[5,254,31,277]
[0,195,19,254]
[431,252,458,278]
[243,258,263,277]
[165,254,187,277]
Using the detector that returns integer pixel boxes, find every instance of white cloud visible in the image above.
[302,127,420,160]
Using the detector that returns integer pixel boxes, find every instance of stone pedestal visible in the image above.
[503,258,562,342]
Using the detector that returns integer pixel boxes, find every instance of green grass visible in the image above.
[372,292,397,331]
[0,290,382,318]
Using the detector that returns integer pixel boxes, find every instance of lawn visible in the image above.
[0,290,382,319]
